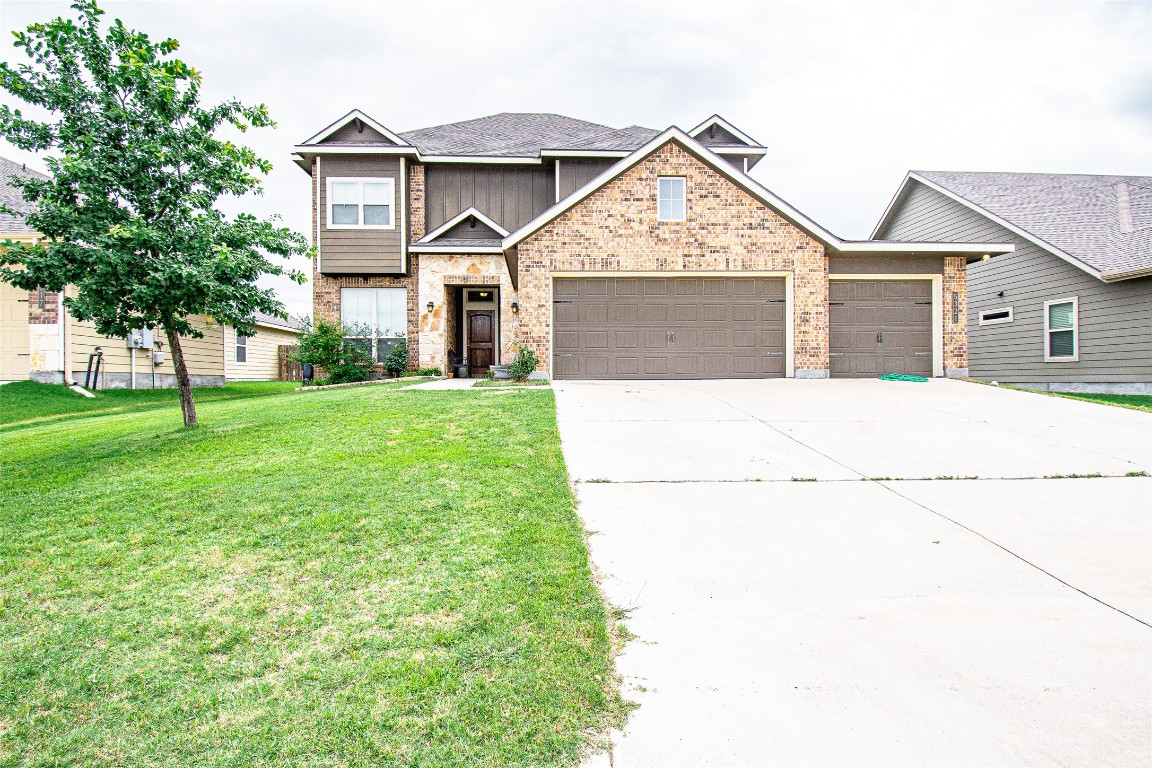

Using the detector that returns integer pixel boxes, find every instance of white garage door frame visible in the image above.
[828,273,944,378]
[550,271,795,378]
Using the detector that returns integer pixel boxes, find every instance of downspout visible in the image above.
[130,345,137,389]
[57,290,67,384]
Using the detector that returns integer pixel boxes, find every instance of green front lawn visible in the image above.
[0,380,299,430]
[1050,392,1152,412]
[0,384,624,766]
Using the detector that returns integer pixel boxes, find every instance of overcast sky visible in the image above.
[2,0,1150,318]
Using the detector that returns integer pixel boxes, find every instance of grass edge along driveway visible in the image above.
[0,383,628,767]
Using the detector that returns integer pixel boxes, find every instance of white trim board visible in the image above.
[418,207,510,243]
[871,172,1104,281]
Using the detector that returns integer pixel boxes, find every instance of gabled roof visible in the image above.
[417,207,509,243]
[873,171,1152,281]
[688,114,764,148]
[502,129,1013,257]
[302,109,413,147]
[0,156,47,234]
[398,113,627,157]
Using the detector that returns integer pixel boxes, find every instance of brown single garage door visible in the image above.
[552,276,786,380]
[829,279,933,378]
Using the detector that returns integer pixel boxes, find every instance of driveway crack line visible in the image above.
[681,382,1152,631]
[875,479,1152,630]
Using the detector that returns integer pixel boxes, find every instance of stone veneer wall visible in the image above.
[514,143,829,376]
[311,160,426,369]
[943,255,968,375]
[416,254,516,372]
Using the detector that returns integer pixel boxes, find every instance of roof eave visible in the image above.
[409,244,505,255]
[1101,266,1152,282]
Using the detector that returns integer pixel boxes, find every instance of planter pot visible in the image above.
[491,365,512,381]
[455,363,471,379]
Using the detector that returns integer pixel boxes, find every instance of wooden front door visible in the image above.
[467,311,495,376]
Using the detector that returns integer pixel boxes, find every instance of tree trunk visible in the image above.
[164,326,198,427]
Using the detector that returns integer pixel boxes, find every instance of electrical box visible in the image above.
[126,327,154,350]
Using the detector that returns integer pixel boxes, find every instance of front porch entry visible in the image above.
[447,286,500,377]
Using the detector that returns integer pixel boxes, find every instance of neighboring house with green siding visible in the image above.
[873,171,1152,394]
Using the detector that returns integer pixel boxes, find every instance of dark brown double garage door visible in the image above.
[553,277,786,380]
[829,279,933,378]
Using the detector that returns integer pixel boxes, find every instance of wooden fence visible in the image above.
[277,345,302,381]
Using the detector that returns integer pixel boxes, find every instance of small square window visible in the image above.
[658,177,686,221]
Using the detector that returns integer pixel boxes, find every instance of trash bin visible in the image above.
[302,363,314,385]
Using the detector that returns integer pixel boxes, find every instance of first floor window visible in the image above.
[342,287,407,361]
[328,177,395,228]
[657,177,686,221]
[235,330,248,363]
[1045,297,1078,361]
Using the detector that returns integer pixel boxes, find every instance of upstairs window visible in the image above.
[328,177,395,229]
[657,177,686,221]
[1044,297,1078,361]
[235,330,248,363]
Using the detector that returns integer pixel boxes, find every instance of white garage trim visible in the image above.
[549,271,795,378]
[828,274,943,378]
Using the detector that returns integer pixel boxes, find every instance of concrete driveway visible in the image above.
[556,379,1152,768]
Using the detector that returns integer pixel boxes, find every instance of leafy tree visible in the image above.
[0,0,310,426]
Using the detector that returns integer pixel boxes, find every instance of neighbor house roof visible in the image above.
[253,312,303,333]
[0,156,47,235]
[874,171,1152,281]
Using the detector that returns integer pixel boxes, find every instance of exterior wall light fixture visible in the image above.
[427,301,434,314]
[510,301,519,315]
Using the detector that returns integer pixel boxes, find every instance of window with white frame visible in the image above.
[657,177,686,221]
[235,330,248,363]
[1044,297,1078,361]
[327,177,395,228]
[979,307,1013,326]
[341,287,407,361]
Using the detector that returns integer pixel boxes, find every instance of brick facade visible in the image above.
[514,143,829,375]
[943,255,968,375]
[27,288,58,324]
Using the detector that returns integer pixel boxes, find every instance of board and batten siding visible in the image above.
[878,181,1152,385]
[425,164,552,234]
[556,159,615,200]
[318,156,404,275]
[225,324,300,381]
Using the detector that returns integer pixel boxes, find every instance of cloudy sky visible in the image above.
[2,0,1150,318]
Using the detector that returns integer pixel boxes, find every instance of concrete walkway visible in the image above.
[558,379,1152,768]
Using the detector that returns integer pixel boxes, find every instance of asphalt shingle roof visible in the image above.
[0,156,46,234]
[398,113,656,157]
[917,170,1152,277]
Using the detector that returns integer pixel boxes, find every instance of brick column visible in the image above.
[943,255,968,376]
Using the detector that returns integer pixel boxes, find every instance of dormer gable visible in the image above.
[303,109,412,147]
[417,207,510,245]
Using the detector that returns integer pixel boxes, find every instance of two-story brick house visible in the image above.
[295,112,1012,379]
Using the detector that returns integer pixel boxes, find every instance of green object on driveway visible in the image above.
[878,373,929,382]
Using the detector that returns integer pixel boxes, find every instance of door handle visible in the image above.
[877,331,884,344]
[667,330,676,345]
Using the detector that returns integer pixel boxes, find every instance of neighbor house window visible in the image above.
[657,177,686,221]
[327,177,395,228]
[979,307,1013,326]
[1044,297,1078,361]
[235,330,248,363]
[341,287,407,361]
